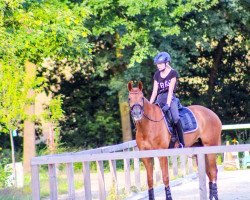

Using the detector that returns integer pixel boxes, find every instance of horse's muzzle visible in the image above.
[131,104,143,121]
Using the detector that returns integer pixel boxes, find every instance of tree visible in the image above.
[0,63,35,185]
[0,0,92,173]
[82,0,219,141]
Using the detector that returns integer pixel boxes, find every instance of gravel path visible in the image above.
[127,169,250,200]
[52,169,250,200]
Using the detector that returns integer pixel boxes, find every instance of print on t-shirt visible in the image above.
[153,69,178,95]
[159,80,171,93]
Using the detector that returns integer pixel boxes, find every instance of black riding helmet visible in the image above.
[154,52,171,64]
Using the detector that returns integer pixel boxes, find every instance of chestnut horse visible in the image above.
[128,81,221,200]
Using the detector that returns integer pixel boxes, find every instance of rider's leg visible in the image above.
[170,98,185,147]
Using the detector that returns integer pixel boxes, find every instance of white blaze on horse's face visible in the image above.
[128,91,144,121]
[128,81,144,121]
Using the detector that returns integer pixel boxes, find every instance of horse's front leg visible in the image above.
[205,154,219,200]
[159,156,173,200]
[141,157,155,200]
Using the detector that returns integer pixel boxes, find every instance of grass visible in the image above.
[0,188,31,200]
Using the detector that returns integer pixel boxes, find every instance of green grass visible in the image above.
[0,188,31,200]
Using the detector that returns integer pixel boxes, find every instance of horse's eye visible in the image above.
[128,98,131,102]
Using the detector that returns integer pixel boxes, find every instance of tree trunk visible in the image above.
[119,101,132,142]
[9,130,17,187]
[208,37,226,104]
[23,62,36,174]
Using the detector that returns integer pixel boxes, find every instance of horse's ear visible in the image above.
[128,81,133,92]
[138,81,143,91]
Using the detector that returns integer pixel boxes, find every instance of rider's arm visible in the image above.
[166,77,176,106]
[149,80,158,104]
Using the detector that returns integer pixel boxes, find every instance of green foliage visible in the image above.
[59,72,122,148]
[0,64,33,132]
[0,149,11,189]
[0,0,92,65]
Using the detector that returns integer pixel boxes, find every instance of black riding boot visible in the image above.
[148,188,155,200]
[165,186,173,200]
[175,120,185,147]
[209,182,218,200]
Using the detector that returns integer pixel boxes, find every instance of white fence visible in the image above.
[31,124,250,200]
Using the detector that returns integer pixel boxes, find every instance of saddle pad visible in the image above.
[179,107,198,134]
[165,107,198,135]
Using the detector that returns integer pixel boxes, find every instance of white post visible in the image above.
[197,154,207,200]
[31,165,40,199]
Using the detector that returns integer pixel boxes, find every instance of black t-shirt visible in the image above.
[153,69,179,95]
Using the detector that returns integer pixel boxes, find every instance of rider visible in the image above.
[149,52,185,147]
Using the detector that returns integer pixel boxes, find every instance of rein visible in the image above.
[143,112,165,122]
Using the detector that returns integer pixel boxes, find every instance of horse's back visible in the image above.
[187,105,222,146]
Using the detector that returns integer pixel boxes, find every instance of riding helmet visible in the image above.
[154,52,171,64]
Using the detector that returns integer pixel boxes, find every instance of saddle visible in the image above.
[157,100,198,135]
[165,107,198,135]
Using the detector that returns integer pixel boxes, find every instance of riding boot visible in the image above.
[148,188,155,200]
[175,120,185,147]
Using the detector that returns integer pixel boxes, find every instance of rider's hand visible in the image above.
[162,104,170,112]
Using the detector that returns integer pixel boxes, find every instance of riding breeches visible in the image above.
[155,93,180,124]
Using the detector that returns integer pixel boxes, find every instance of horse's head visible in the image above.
[128,81,144,121]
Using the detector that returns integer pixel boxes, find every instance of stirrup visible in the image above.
[177,143,184,148]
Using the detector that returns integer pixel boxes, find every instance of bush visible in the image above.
[0,151,11,189]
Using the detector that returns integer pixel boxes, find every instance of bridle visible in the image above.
[128,92,165,122]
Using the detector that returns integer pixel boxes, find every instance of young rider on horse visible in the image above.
[149,51,185,147]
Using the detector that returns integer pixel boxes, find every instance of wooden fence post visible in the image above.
[133,147,141,191]
[154,157,161,184]
[197,154,207,200]
[66,163,75,200]
[97,161,106,200]
[48,164,58,200]
[124,149,131,194]
[83,161,92,200]
[180,155,186,176]
[172,155,178,176]
[109,160,118,194]
[31,165,40,200]
[188,156,194,174]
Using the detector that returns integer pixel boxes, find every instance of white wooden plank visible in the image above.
[109,160,118,194]
[197,154,207,200]
[66,163,75,200]
[83,162,92,200]
[31,165,40,200]
[97,161,106,200]
[222,124,250,130]
[31,144,250,165]
[48,164,58,200]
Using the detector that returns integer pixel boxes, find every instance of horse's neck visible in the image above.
[136,98,160,130]
[143,98,158,114]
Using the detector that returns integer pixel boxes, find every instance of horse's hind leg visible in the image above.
[206,154,218,200]
[159,157,172,200]
[141,157,155,200]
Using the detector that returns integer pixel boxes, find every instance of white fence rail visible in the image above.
[31,124,250,200]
